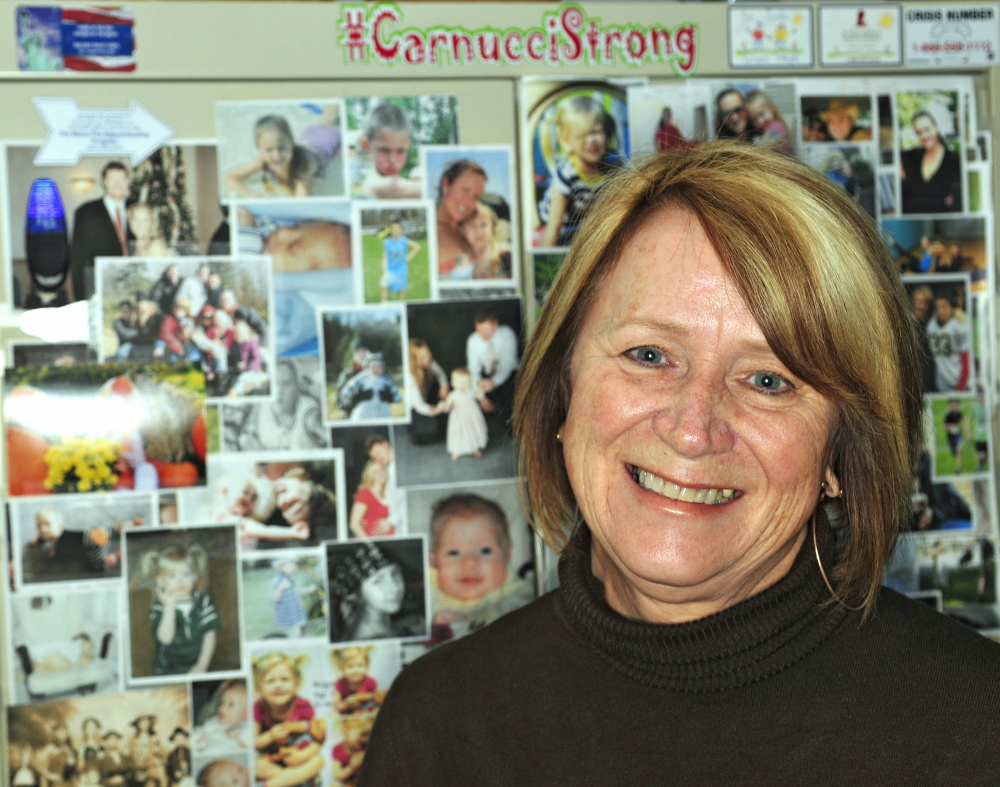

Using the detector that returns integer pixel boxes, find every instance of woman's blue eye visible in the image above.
[750,372,788,392]
[629,347,665,364]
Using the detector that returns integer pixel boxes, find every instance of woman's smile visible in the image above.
[627,463,739,505]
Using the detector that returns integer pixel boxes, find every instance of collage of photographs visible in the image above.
[0,71,997,786]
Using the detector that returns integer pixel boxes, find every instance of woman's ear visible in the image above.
[823,468,842,498]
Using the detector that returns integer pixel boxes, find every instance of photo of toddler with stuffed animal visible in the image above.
[252,650,327,787]
[124,525,243,681]
[330,643,402,718]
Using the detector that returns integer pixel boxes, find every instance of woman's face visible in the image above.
[914,115,940,150]
[416,346,432,368]
[360,563,405,614]
[826,112,854,142]
[718,92,748,136]
[562,208,837,621]
[130,207,152,239]
[259,664,298,707]
[440,170,486,226]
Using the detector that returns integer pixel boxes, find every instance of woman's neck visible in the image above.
[436,203,458,230]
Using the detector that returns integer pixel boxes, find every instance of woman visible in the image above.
[435,159,487,277]
[406,338,449,444]
[359,144,1000,783]
[900,109,962,213]
[349,460,393,538]
[714,87,755,141]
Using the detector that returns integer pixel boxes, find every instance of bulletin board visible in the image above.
[2,2,1000,785]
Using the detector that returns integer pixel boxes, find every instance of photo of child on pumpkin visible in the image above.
[426,493,534,643]
[331,645,387,716]
[252,651,326,787]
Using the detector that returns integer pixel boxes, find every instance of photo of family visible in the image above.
[217,100,346,200]
[6,686,191,787]
[4,143,223,308]
[395,298,522,486]
[345,94,459,200]
[319,305,408,427]
[8,492,152,588]
[4,362,207,497]
[97,257,275,400]
[882,216,988,292]
[124,525,243,683]
[235,198,355,358]
[352,202,434,303]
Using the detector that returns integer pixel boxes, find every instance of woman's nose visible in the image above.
[651,372,735,458]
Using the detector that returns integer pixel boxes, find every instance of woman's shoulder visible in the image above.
[866,587,1000,671]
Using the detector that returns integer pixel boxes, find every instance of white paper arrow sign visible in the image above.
[32,97,175,166]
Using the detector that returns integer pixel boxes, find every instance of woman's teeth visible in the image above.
[632,466,736,505]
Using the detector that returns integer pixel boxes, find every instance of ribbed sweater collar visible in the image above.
[554,526,851,692]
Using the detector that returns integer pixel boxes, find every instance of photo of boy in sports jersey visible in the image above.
[903,275,974,394]
[927,390,992,480]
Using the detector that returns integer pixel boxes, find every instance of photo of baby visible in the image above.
[193,678,252,754]
[124,525,243,682]
[236,199,355,359]
[217,100,346,200]
[405,481,536,648]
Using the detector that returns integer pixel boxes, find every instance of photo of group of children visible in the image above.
[3,69,999,781]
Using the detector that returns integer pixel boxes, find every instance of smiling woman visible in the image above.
[358,144,1000,785]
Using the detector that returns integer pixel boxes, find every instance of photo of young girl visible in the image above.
[124,525,242,682]
[217,100,346,200]
[330,644,397,717]
[326,538,428,643]
[251,650,327,787]
[193,678,251,753]
[746,88,793,155]
[523,79,627,250]
[330,715,374,786]
[352,203,433,304]
[442,367,488,461]
[240,550,326,641]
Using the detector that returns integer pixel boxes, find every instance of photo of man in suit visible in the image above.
[71,160,133,301]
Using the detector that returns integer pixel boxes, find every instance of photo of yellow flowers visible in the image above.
[3,362,208,497]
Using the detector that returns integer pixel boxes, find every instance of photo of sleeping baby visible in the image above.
[97,257,275,401]
[8,587,121,704]
[236,199,355,358]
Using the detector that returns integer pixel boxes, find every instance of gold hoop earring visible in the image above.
[556,431,562,442]
[811,509,863,611]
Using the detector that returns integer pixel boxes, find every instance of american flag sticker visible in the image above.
[61,5,136,72]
